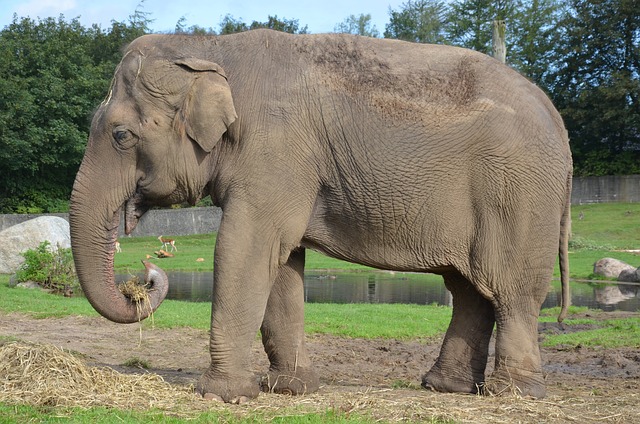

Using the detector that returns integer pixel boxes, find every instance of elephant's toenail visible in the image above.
[203,392,224,402]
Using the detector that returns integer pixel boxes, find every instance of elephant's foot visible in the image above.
[481,367,546,399]
[196,370,261,403]
[260,367,320,395]
[421,368,480,394]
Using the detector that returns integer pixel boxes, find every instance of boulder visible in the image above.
[618,268,640,283]
[593,257,636,279]
[0,216,70,274]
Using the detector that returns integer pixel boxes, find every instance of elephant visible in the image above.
[69,29,572,402]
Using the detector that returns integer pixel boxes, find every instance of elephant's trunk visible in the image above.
[69,160,168,324]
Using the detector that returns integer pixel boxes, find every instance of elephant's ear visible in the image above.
[175,58,237,153]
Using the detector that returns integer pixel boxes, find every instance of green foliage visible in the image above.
[15,241,78,292]
[334,14,380,37]
[509,0,564,86]
[218,15,308,35]
[384,0,449,43]
[550,0,640,175]
[218,15,250,34]
[174,17,215,35]
[568,236,614,252]
[446,0,518,54]
[0,13,149,213]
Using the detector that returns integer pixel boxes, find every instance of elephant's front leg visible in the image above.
[260,247,320,395]
[196,225,279,403]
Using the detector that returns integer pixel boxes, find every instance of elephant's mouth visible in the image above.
[123,183,187,234]
[124,191,150,235]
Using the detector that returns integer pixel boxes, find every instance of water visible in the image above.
[117,270,640,312]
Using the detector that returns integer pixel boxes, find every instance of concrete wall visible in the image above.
[571,175,640,204]
[3,175,640,235]
[0,207,222,237]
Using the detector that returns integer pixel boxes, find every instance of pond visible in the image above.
[117,270,640,312]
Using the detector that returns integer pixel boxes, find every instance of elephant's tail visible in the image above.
[557,170,572,323]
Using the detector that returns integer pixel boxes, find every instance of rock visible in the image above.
[0,216,70,274]
[16,281,42,290]
[593,258,636,279]
[618,268,640,282]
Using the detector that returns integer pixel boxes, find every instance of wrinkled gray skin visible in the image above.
[69,29,572,402]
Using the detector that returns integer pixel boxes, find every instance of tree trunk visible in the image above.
[492,20,506,63]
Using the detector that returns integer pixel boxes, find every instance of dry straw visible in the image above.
[118,276,153,321]
[118,275,156,339]
[0,341,196,409]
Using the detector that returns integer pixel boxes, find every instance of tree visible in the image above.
[219,15,308,35]
[0,14,150,213]
[249,15,308,34]
[218,15,249,34]
[384,0,449,44]
[175,16,216,35]
[334,14,380,37]
[509,0,564,87]
[547,0,640,176]
[446,0,518,54]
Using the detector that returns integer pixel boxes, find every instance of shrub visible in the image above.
[15,241,79,293]
[568,236,614,251]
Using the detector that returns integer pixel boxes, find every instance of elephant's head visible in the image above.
[70,37,237,323]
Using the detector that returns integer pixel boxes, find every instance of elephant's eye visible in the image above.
[112,127,138,149]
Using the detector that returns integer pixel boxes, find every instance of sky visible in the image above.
[1,0,408,34]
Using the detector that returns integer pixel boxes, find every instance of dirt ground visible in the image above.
[1,311,639,423]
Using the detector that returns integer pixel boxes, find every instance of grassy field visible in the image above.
[1,202,640,422]
[112,233,371,273]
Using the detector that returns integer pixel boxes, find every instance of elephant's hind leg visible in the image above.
[260,248,320,395]
[483,291,547,398]
[422,271,495,394]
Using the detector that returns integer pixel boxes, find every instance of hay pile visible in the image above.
[0,341,196,409]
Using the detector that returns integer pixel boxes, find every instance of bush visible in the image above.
[15,241,79,293]
[568,236,614,251]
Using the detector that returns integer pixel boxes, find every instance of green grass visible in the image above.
[571,203,640,249]
[114,234,370,273]
[543,317,640,348]
[0,404,377,424]
[114,234,216,272]
[304,303,451,339]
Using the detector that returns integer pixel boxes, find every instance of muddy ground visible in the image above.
[1,311,639,423]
